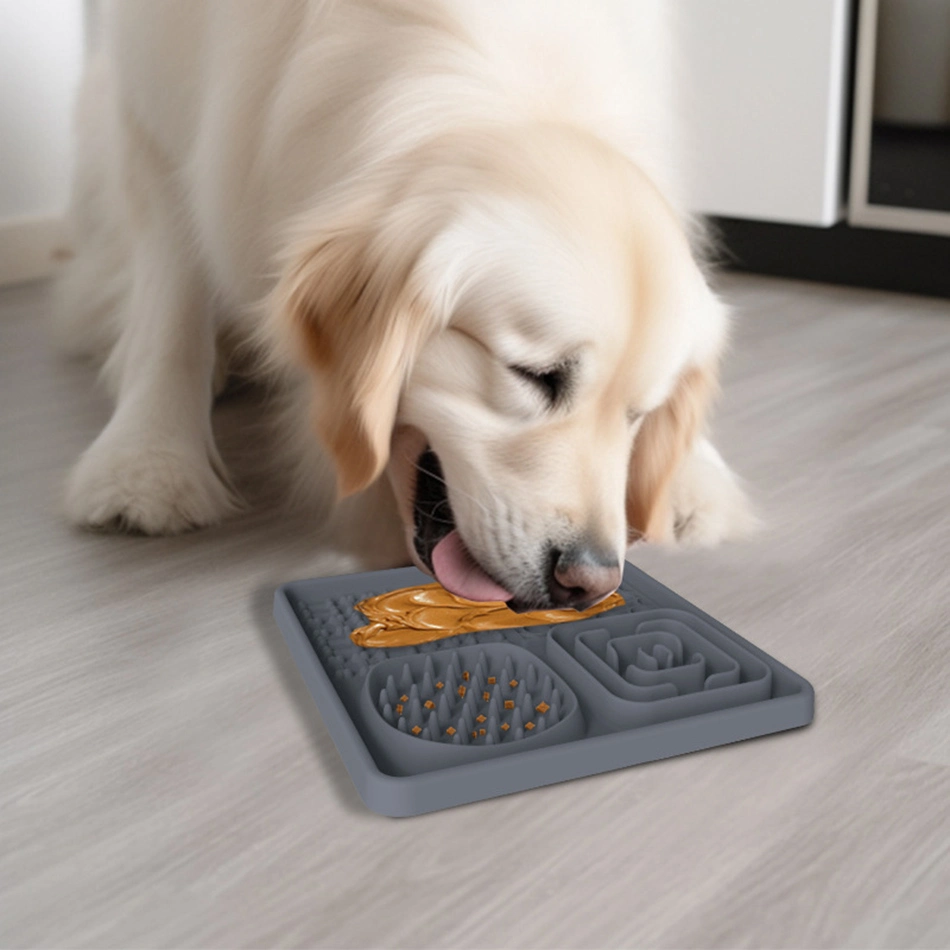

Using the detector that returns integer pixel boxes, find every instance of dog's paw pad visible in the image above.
[65,435,240,535]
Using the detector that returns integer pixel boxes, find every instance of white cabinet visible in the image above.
[677,0,853,227]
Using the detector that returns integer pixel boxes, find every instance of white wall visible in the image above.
[0,0,84,284]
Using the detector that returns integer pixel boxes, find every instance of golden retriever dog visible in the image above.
[55,0,752,611]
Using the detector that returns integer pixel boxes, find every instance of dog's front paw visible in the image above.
[670,439,759,547]
[65,427,240,534]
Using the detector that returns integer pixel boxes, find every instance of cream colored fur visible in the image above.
[54,0,752,594]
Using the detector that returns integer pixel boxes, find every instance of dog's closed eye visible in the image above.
[509,363,573,407]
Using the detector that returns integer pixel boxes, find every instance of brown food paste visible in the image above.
[349,582,624,648]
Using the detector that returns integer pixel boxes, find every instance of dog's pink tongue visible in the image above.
[431,530,511,603]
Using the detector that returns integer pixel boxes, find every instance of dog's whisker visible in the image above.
[412,459,493,519]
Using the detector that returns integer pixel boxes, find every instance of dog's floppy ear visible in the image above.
[626,362,716,543]
[273,219,440,498]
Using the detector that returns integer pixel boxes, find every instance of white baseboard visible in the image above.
[0,215,70,287]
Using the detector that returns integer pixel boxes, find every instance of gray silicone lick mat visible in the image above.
[273,564,814,816]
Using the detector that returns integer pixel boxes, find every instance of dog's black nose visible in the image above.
[548,545,622,611]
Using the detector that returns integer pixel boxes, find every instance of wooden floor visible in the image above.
[2,274,950,948]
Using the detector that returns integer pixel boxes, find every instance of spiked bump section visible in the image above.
[360,645,583,775]
[372,649,567,746]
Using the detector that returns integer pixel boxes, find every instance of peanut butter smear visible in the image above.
[350,583,625,648]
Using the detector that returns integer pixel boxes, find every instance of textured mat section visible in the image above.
[360,645,584,776]
[290,574,649,686]
[274,565,814,816]
[547,610,772,729]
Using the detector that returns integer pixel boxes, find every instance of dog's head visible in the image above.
[272,127,727,610]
